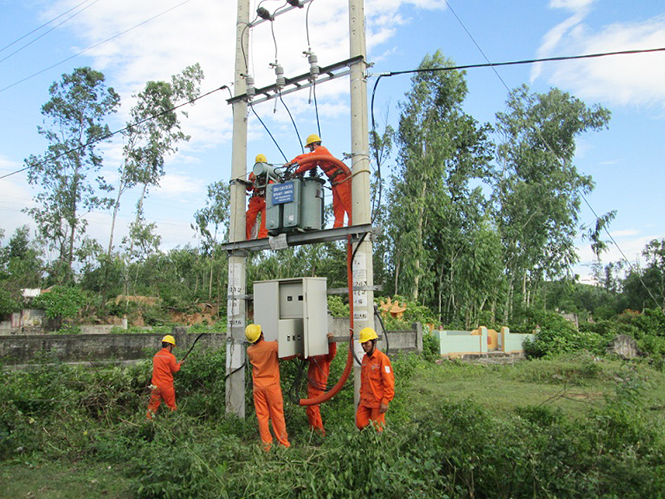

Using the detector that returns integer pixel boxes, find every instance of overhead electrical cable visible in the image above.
[0,0,95,53]
[249,104,289,163]
[0,0,192,94]
[0,84,228,182]
[279,93,304,154]
[0,0,103,65]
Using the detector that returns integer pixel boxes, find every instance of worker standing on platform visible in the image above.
[356,327,395,432]
[245,154,270,239]
[146,335,184,419]
[306,332,337,436]
[289,134,352,228]
[246,324,291,450]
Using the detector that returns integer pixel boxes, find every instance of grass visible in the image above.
[402,353,665,425]
[3,351,665,497]
[0,458,133,498]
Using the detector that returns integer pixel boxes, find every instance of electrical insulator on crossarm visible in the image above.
[304,50,319,81]
[270,63,285,91]
[244,74,256,100]
[287,0,303,7]
[256,6,274,21]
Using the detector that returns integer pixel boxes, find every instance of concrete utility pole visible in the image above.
[348,0,374,406]
[226,0,250,418]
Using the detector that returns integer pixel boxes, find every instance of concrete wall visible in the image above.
[0,318,423,365]
[0,330,225,365]
[328,316,422,353]
[436,329,487,356]
[436,326,533,357]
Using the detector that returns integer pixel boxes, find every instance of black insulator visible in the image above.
[257,7,274,20]
[287,0,302,7]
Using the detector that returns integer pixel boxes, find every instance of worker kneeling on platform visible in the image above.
[356,327,395,432]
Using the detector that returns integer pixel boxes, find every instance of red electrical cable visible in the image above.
[299,235,355,406]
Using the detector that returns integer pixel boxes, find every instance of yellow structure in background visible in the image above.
[378,297,407,320]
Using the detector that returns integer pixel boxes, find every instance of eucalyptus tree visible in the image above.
[24,67,120,283]
[493,84,611,321]
[386,51,494,320]
[192,180,230,301]
[109,64,204,255]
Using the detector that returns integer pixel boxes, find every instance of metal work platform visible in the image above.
[220,223,378,254]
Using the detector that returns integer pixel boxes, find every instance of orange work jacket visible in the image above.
[293,145,351,183]
[247,340,281,389]
[151,348,181,387]
[359,348,395,409]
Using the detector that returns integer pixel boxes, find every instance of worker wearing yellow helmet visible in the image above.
[356,327,395,431]
[245,154,271,240]
[147,334,184,419]
[288,134,352,228]
[245,324,291,450]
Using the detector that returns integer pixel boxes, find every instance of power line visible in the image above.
[376,46,665,78]
[0,84,228,182]
[0,0,96,53]
[0,0,102,65]
[0,0,192,94]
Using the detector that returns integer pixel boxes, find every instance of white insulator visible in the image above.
[308,52,319,78]
[245,75,255,99]
[274,64,285,90]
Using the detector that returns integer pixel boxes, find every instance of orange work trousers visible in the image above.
[253,384,290,450]
[246,196,268,239]
[146,384,177,419]
[306,387,325,435]
[331,181,351,228]
[356,404,385,432]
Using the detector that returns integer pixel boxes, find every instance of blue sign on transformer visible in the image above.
[272,181,295,204]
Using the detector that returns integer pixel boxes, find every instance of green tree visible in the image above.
[113,64,204,256]
[386,51,494,323]
[193,180,230,302]
[24,67,120,284]
[32,285,87,331]
[493,84,611,322]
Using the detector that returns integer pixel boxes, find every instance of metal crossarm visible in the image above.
[220,223,379,254]
[227,55,364,106]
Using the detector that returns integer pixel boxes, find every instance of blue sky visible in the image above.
[1,0,664,281]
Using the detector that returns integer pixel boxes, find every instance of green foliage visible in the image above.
[523,311,608,358]
[31,286,87,320]
[326,295,348,318]
[3,353,665,497]
[0,287,20,315]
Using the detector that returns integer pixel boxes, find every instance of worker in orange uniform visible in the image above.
[245,324,291,450]
[245,154,270,239]
[146,334,184,419]
[356,327,395,431]
[306,332,337,435]
[289,134,352,228]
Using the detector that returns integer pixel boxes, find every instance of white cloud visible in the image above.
[534,3,665,109]
[549,0,595,11]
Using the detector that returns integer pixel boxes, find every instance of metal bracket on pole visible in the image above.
[227,55,364,106]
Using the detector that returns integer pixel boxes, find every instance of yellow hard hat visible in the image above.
[255,153,267,163]
[305,134,321,147]
[358,327,378,343]
[162,335,176,346]
[245,324,262,344]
